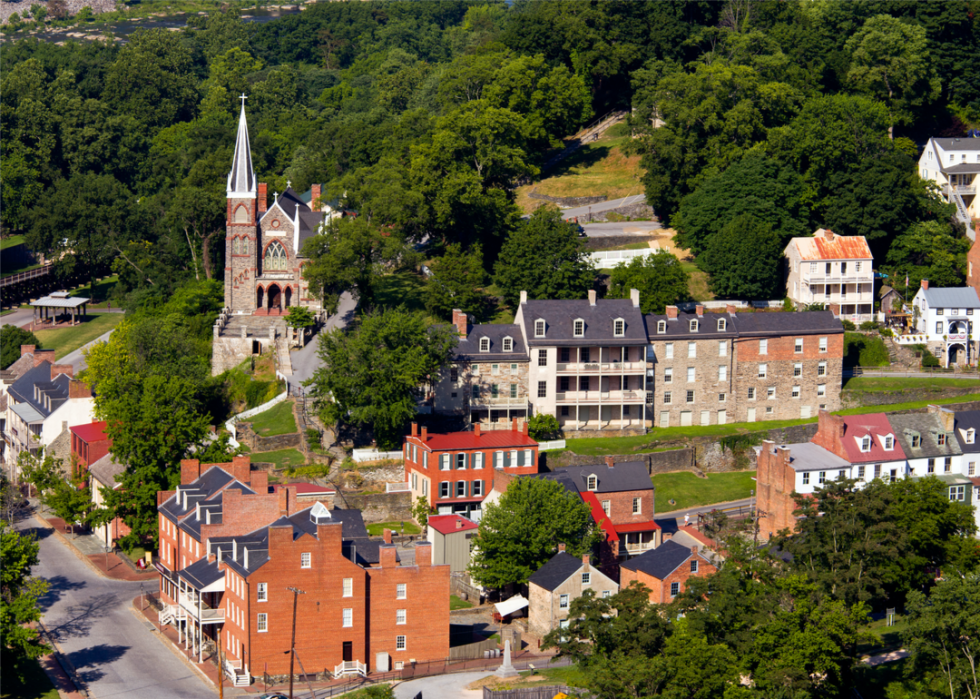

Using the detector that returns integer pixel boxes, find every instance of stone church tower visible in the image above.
[225,101,259,312]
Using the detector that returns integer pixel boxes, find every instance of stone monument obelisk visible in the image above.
[495,639,519,679]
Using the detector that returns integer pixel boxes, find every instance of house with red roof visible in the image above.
[70,421,111,477]
[426,514,479,572]
[784,228,875,322]
[403,421,539,519]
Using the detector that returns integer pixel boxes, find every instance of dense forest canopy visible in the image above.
[2,0,979,306]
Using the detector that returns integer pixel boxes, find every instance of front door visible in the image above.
[343,641,353,662]
[680,411,692,427]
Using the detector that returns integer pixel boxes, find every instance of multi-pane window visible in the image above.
[456,481,467,498]
[718,366,727,381]
[687,367,696,383]
[264,241,287,270]
[257,583,267,602]
[689,320,699,332]
[817,384,826,396]
[858,465,865,481]
[767,387,776,399]
[874,464,882,479]
[535,320,545,337]
[632,497,641,514]
[538,381,547,398]
[450,367,458,383]
[759,339,768,354]
[396,609,406,625]
[747,387,756,400]
[472,385,479,399]
[718,341,727,356]
[457,453,466,469]
[664,392,672,404]
[343,609,353,627]
[719,393,726,402]
[912,434,921,448]
[582,572,591,586]
[257,613,268,632]
[670,582,680,597]
[794,363,802,377]
[538,349,547,366]
[397,584,407,599]
[950,485,966,501]
[503,337,513,352]
[664,368,673,384]
[938,433,947,446]
[818,471,826,484]
[472,480,483,497]
[396,635,407,650]
[490,384,499,398]
[717,319,726,331]
[665,343,674,359]
[688,342,697,358]
[819,337,828,353]
[945,457,952,473]
[301,553,311,568]
[970,462,977,476]
[573,320,585,337]
[795,339,803,353]
[343,578,353,597]
[480,338,490,352]
[802,472,810,485]
[758,364,767,378]
[690,560,698,573]
[602,590,612,598]
[614,319,625,336]
[686,390,695,403]
[792,386,801,398]
[817,362,827,376]
[657,320,667,333]
[510,384,518,399]
[861,436,871,451]
[559,594,569,609]
[440,481,450,498]
[587,475,598,490]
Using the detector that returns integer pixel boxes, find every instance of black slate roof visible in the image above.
[528,552,584,591]
[296,210,327,252]
[952,410,980,454]
[536,462,653,495]
[7,363,72,418]
[620,539,699,580]
[522,299,647,346]
[645,310,843,341]
[452,324,528,361]
[271,187,306,219]
[644,312,737,340]
[890,413,963,460]
[178,556,224,589]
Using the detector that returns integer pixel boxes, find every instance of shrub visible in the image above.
[880,328,894,337]
[843,333,890,367]
[782,298,795,312]
[527,414,561,441]
[922,353,940,368]
[859,320,880,331]
[305,427,322,450]
[841,319,857,331]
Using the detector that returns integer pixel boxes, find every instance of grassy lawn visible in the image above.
[592,241,652,251]
[472,663,588,691]
[857,616,908,656]
[843,376,980,391]
[250,449,306,470]
[373,268,429,316]
[680,260,713,302]
[0,652,59,699]
[67,275,119,308]
[366,521,422,536]
[838,393,980,416]
[653,471,757,512]
[450,594,473,610]
[32,313,124,359]
[0,234,25,251]
[246,399,297,437]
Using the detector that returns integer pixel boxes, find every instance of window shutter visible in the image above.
[517,450,525,467]
[504,451,511,468]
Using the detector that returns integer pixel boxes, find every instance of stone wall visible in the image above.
[528,190,608,208]
[357,463,406,484]
[841,385,980,408]
[335,491,412,523]
[584,236,656,252]
[236,423,301,452]
[211,336,254,376]
[587,202,656,223]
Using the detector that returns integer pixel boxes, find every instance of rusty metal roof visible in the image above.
[793,230,873,261]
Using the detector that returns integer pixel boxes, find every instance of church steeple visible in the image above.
[227,96,256,197]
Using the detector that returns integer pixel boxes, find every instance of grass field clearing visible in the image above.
[32,313,123,359]
[365,521,422,536]
[245,399,297,437]
[249,449,306,470]
[842,376,980,391]
[652,471,757,512]
[450,594,473,610]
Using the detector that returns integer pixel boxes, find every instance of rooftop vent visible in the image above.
[310,501,332,525]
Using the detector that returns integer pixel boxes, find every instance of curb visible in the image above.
[127,602,221,695]
[32,512,111,581]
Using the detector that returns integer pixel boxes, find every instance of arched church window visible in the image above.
[233,238,241,254]
[234,205,249,223]
[265,241,287,270]
[242,238,249,255]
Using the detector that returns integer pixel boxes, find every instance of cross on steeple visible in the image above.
[274,191,279,201]
[286,180,292,189]
[239,93,248,107]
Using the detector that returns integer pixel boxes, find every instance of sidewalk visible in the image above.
[38,511,157,582]
[37,648,87,699]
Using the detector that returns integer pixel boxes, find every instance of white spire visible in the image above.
[226,97,256,197]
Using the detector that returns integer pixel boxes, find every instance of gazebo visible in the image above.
[30,291,91,328]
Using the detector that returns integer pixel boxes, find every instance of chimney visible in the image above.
[452,309,467,337]
[250,470,269,493]
[557,543,565,553]
[921,279,929,290]
[230,454,251,483]
[383,528,392,544]
[630,288,640,308]
[666,306,678,319]
[421,427,428,443]
[824,229,835,241]
[21,344,35,357]
[604,456,614,468]
[380,544,397,568]
[33,350,56,367]
[68,379,92,399]
[415,541,432,567]
[455,519,463,530]
[519,290,527,305]
[522,421,529,436]
[582,554,590,569]
[278,486,289,515]
[258,183,268,213]
[411,423,418,438]
[829,303,841,317]
[310,183,321,210]
[512,417,519,432]
[180,459,201,485]
[50,364,73,380]
[588,289,596,306]
[696,305,704,317]
[726,304,736,315]
[474,423,481,438]
[316,521,343,555]
[691,546,698,555]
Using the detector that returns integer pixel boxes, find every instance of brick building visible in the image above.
[619,539,717,604]
[156,456,449,684]
[646,306,844,427]
[403,421,538,518]
[69,421,110,477]
[527,550,618,638]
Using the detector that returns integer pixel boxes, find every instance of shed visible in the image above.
[426,514,478,573]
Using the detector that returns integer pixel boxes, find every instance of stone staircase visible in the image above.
[275,336,292,376]
[220,314,286,339]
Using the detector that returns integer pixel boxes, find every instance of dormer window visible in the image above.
[613,319,625,337]
[861,436,871,452]
[689,320,699,332]
[535,320,546,338]
[911,433,921,448]
[479,337,490,353]
[657,320,666,334]
[717,319,726,331]
[967,428,976,445]
[884,435,894,450]
[502,337,513,352]
[586,475,597,491]
[938,433,946,446]
[573,319,585,337]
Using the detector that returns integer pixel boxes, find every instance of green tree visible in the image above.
[0,521,49,660]
[0,326,40,371]
[607,250,689,314]
[423,243,487,321]
[526,413,560,441]
[884,220,969,295]
[285,306,316,330]
[307,309,458,449]
[18,450,63,504]
[845,14,941,139]
[411,495,430,528]
[493,207,595,309]
[469,476,602,590]
[904,574,980,699]
[698,214,786,300]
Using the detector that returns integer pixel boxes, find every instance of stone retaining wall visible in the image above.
[335,491,412,523]
[357,463,406,483]
[584,235,657,251]
[236,423,301,451]
[841,386,980,408]
[528,189,608,208]
[587,202,656,223]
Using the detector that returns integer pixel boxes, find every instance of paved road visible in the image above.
[582,221,662,237]
[392,671,489,699]
[290,291,356,388]
[659,497,755,523]
[18,515,212,699]
[562,194,646,219]
[61,328,116,374]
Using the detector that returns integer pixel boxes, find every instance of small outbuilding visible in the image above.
[426,514,479,572]
[30,291,91,328]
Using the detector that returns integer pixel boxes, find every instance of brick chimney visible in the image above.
[691,546,698,555]
[383,528,392,544]
[33,350,55,367]
[522,421,529,436]
[411,423,418,438]
[588,289,597,306]
[811,410,850,461]
[557,543,565,552]
[421,427,428,443]
[474,423,481,438]
[50,364,73,380]
[666,306,678,319]
[452,308,468,337]
[520,290,527,305]
[455,518,463,530]
[181,459,201,485]
[696,305,704,317]
[380,544,397,568]
[415,541,432,567]
[250,470,269,493]
[310,183,321,210]
[258,183,268,213]
[829,303,841,317]
[68,380,92,399]
[630,288,640,308]
[726,304,736,315]
[921,278,929,290]
[21,344,35,357]
[582,554,590,569]
[604,456,614,468]
[823,229,835,241]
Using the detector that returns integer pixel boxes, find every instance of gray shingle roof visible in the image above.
[528,551,584,591]
[942,163,980,174]
[933,137,980,152]
[620,539,701,579]
[952,410,980,454]
[452,324,528,361]
[888,413,963,460]
[645,310,843,341]
[178,557,224,589]
[272,187,305,220]
[644,313,737,339]
[920,287,980,309]
[297,210,327,252]
[6,363,72,419]
[523,299,647,346]
[535,462,653,495]
[89,453,126,487]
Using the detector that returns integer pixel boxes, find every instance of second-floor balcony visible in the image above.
[556,361,646,374]
[944,182,976,195]
[556,390,645,404]
[179,590,225,624]
[470,395,530,408]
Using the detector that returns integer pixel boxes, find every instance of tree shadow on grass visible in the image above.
[542,143,613,179]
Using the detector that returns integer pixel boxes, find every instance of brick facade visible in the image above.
[755,442,799,540]
[619,547,717,604]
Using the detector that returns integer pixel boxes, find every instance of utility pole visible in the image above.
[287,587,306,699]
[217,627,224,699]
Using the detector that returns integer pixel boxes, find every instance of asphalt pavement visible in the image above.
[392,671,489,699]
[660,497,755,523]
[289,290,356,388]
[18,514,213,699]
[582,221,662,237]
[561,194,646,219]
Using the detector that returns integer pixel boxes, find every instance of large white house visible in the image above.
[911,281,980,367]
[784,229,874,322]
[918,136,980,237]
